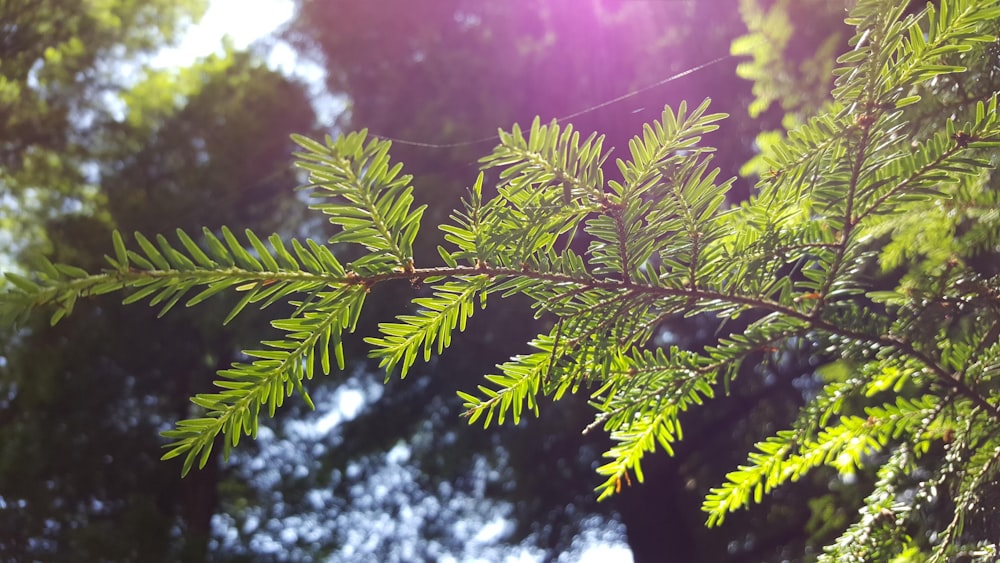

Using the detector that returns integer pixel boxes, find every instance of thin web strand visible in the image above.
[369,54,733,149]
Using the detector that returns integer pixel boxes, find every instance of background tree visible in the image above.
[0,2,315,556]
[0,0,207,260]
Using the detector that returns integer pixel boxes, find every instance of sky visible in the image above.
[154,2,633,561]
[153,0,296,68]
[153,0,339,124]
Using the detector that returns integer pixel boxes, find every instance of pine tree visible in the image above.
[3,0,999,558]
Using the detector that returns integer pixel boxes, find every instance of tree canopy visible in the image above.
[0,1,315,559]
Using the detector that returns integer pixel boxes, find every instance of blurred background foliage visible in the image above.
[1,0,994,561]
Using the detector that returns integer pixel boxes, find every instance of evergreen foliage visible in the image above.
[3,0,1000,558]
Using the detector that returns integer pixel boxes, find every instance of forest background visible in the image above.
[2,1,996,562]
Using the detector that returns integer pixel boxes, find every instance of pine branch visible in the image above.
[365,276,491,378]
[293,131,426,272]
[161,287,365,475]
[704,395,938,527]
